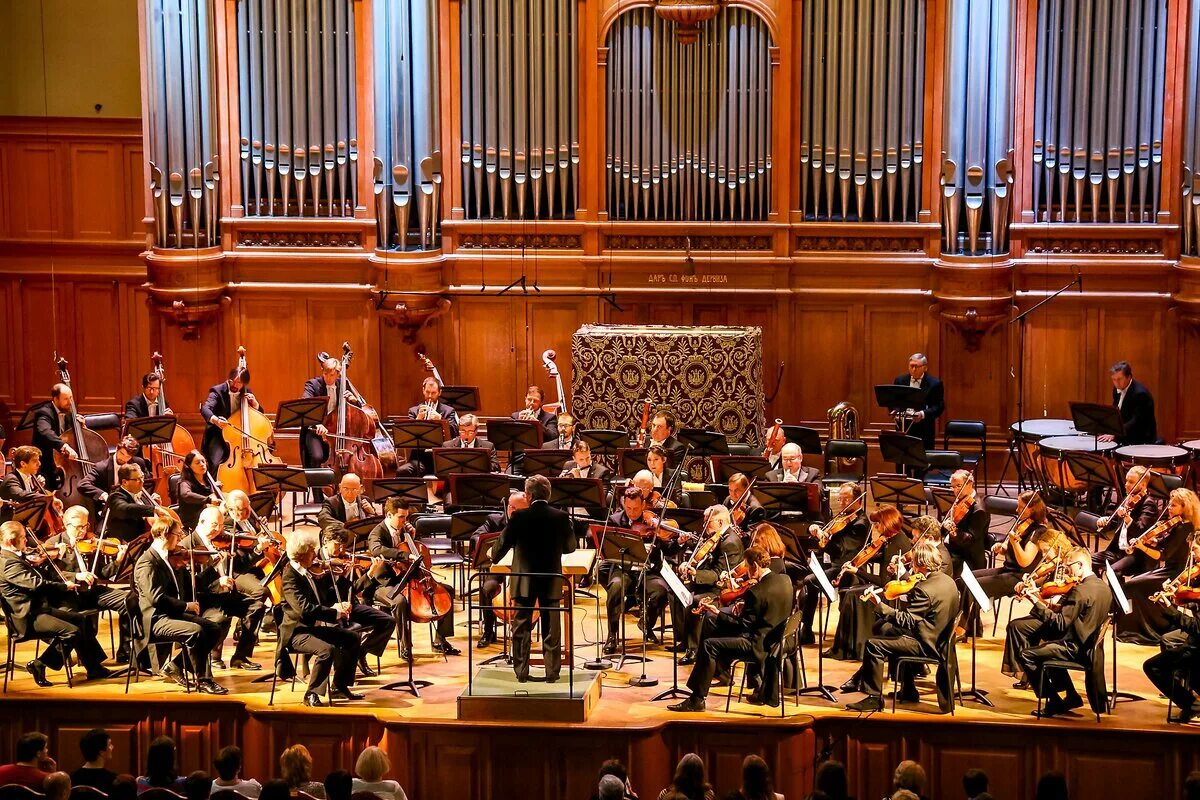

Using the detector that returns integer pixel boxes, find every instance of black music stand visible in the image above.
[597,528,650,672]
[879,431,929,476]
[344,516,383,547]
[16,404,43,431]
[618,448,650,478]
[274,398,327,430]
[122,415,177,448]
[515,448,572,477]
[252,465,307,538]
[797,551,839,703]
[447,474,510,510]
[1145,471,1173,501]
[929,487,956,518]
[248,491,278,527]
[450,510,496,545]
[13,496,51,530]
[875,384,927,435]
[1061,451,1118,503]
[1069,401,1125,441]
[753,482,821,518]
[580,429,629,454]
[678,429,728,482]
[549,478,606,512]
[487,420,543,453]
[664,507,706,532]
[370,478,430,507]
[432,448,493,477]
[471,532,513,666]
[391,420,446,450]
[869,475,927,515]
[711,455,771,482]
[440,386,480,413]
[782,425,823,456]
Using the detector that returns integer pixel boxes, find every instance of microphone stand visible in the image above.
[584,486,621,671]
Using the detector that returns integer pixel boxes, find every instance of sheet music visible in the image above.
[661,561,694,607]
[1105,566,1132,615]
[808,552,837,603]
[960,565,990,610]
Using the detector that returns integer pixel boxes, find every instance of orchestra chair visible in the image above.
[0,594,84,692]
[983,495,1019,567]
[69,786,110,800]
[267,615,342,708]
[891,622,962,715]
[83,413,122,433]
[211,790,256,800]
[414,513,467,595]
[137,791,184,800]
[724,608,805,718]
[821,439,868,490]
[287,468,337,530]
[944,420,988,488]
[123,609,197,695]
[1035,620,1109,723]
[1073,510,1104,552]
[0,786,46,800]
[1166,664,1193,724]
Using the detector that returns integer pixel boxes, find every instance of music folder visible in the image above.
[661,561,693,608]
[808,552,837,603]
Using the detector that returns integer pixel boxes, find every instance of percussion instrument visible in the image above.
[1036,435,1117,493]
[1010,419,1078,485]
[1115,444,1191,477]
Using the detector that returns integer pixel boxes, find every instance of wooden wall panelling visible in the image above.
[864,305,930,429]
[233,297,309,412]
[72,281,127,410]
[842,731,899,800]
[525,297,588,407]
[5,141,63,240]
[68,143,122,240]
[0,280,18,408]
[18,280,63,408]
[1017,305,1088,422]
[453,297,519,413]
[1174,318,1200,442]
[923,737,1028,800]
[938,320,1008,439]
[304,296,382,407]
[790,303,856,427]
[55,722,141,776]
[122,143,145,240]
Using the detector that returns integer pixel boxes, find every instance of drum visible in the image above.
[1115,444,1191,477]
[1037,436,1118,492]
[1182,440,1200,488]
[1010,419,1079,482]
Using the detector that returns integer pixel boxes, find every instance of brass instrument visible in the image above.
[827,401,860,471]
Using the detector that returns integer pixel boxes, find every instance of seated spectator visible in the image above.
[1034,772,1068,800]
[211,746,261,798]
[1186,771,1200,800]
[258,780,291,800]
[279,745,324,799]
[322,770,351,800]
[72,729,118,794]
[0,732,56,789]
[892,793,919,800]
[591,760,638,800]
[658,754,714,800]
[725,756,782,800]
[892,762,927,800]
[138,736,185,793]
[963,769,991,800]
[600,776,626,800]
[111,775,139,800]
[45,772,71,800]
[813,761,850,800]
[351,747,405,800]
[184,771,212,800]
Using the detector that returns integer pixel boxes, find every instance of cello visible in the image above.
[52,356,109,508]
[396,525,454,622]
[145,352,197,500]
[320,343,385,486]
[215,346,280,494]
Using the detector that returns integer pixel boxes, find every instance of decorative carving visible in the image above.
[932,304,1009,352]
[794,236,926,253]
[375,291,452,344]
[146,296,231,340]
[652,1,726,44]
[456,232,583,249]
[144,248,229,339]
[236,231,361,248]
[606,234,772,251]
[1024,238,1162,255]
[932,256,1013,352]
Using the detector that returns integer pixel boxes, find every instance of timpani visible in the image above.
[1010,419,1080,487]
[1115,444,1191,478]
[1037,435,1118,492]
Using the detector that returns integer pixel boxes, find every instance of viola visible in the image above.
[631,512,695,544]
[809,492,866,548]
[216,345,281,494]
[1098,468,1153,529]
[869,571,927,602]
[717,574,759,605]
[836,521,900,583]
[73,535,122,558]
[942,487,976,535]
[1125,515,1182,560]
[727,477,758,528]
[210,529,261,551]
[320,343,385,490]
[166,547,221,570]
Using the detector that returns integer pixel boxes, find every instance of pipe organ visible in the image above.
[144,0,219,248]
[604,7,773,222]
[235,0,358,218]
[1183,0,1200,256]
[373,0,441,251]
[1030,0,1167,224]
[940,0,1013,256]
[798,0,926,223]
[458,0,579,220]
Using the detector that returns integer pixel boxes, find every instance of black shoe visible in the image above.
[160,664,188,687]
[1172,704,1196,724]
[745,694,766,706]
[603,635,618,656]
[209,658,227,670]
[668,642,689,654]
[845,696,884,713]
[668,695,707,713]
[516,673,529,683]
[798,633,816,646]
[839,677,860,693]
[477,630,497,648]
[330,687,364,701]
[115,649,130,666]
[86,665,113,681]
[25,660,51,687]
[1062,693,1084,711]
[197,679,228,695]
[433,639,461,656]
[643,629,660,645]
[1035,699,1069,718]
[357,659,378,678]
[679,649,698,666]
[545,674,559,684]
[711,672,732,687]
[303,692,324,707]
[230,658,262,671]
[896,688,921,704]
[1012,679,1030,690]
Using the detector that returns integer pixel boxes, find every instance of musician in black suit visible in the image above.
[397,378,460,476]
[511,385,559,442]
[1144,581,1200,724]
[941,470,990,576]
[316,474,379,542]
[0,520,111,684]
[892,353,945,450]
[1097,361,1157,446]
[31,385,82,490]
[1008,546,1112,717]
[131,515,226,693]
[551,413,579,451]
[1094,466,1162,573]
[644,410,684,459]
[845,540,960,713]
[124,372,174,419]
[559,440,611,481]
[725,473,766,529]
[79,436,149,511]
[103,464,168,542]
[441,414,500,473]
[0,446,57,524]
[469,492,530,647]
[299,358,371,469]
[278,531,365,706]
[176,451,218,531]
[489,475,577,682]
[668,546,793,712]
[799,482,869,641]
[200,366,260,477]
[676,506,746,664]
[597,487,672,655]
[764,443,820,484]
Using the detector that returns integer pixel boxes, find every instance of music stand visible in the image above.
[248,490,278,527]
[875,384,927,436]
[796,551,838,703]
[929,487,955,518]
[16,404,44,431]
[520,448,572,477]
[470,531,513,666]
[1145,471,1173,501]
[447,474,510,510]
[252,465,307,537]
[1061,451,1119,499]
[440,386,480,413]
[344,516,383,547]
[486,419,543,453]
[391,420,446,451]
[677,429,728,483]
[122,415,177,448]
[1069,401,1125,441]
[549,478,606,511]
[1104,566,1142,711]
[450,510,496,544]
[13,496,51,530]
[879,431,929,475]
[617,448,650,478]
[580,429,629,454]
[782,425,823,456]
[595,528,650,673]
[274,399,327,430]
[958,566,994,707]
[753,482,821,518]
[370,478,429,507]
[710,455,771,482]
[869,475,928,515]
[664,507,706,532]
[432,448,493,477]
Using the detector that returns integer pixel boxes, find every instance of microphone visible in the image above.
[1074,264,1083,292]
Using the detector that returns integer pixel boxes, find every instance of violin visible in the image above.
[809,492,866,549]
[1098,468,1153,529]
[727,477,758,527]
[145,352,198,501]
[50,355,109,508]
[683,509,725,572]
[941,485,976,535]
[73,533,123,558]
[319,343,385,489]
[310,553,378,577]
[166,547,220,570]
[210,529,261,551]
[216,346,281,494]
[863,571,927,602]
[631,512,694,544]
[1125,515,1182,560]
[837,521,900,582]
[717,572,759,605]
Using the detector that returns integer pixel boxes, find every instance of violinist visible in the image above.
[668,547,793,713]
[317,474,379,542]
[632,469,679,510]
[560,441,611,481]
[367,498,460,658]
[764,443,819,484]
[31,384,81,490]
[200,365,261,478]
[469,491,530,647]
[675,505,745,666]
[132,515,227,693]
[843,540,959,713]
[1006,547,1111,717]
[511,385,559,441]
[300,357,370,469]
[79,436,149,512]
[397,378,459,476]
[799,483,869,643]
[1093,466,1163,573]
[1117,488,1200,645]
[1143,537,1200,723]
[598,487,674,655]
[124,372,174,418]
[318,532,398,678]
[0,447,63,524]
[552,413,579,451]
[724,473,765,530]
[0,520,113,684]
[103,464,170,542]
[827,506,910,663]
[941,470,990,575]
[177,451,219,531]
[443,414,500,473]
[185,505,267,671]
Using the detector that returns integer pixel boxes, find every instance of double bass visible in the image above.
[145,352,197,500]
[541,349,568,415]
[51,356,109,508]
[320,343,385,485]
[215,346,280,494]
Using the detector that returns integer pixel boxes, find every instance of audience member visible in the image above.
[211,746,262,798]
[891,792,919,800]
[351,747,405,800]
[72,729,118,793]
[658,754,715,800]
[1186,770,1200,800]
[600,776,628,800]
[138,736,185,793]
[258,780,291,800]
[803,793,830,800]
[813,761,850,800]
[44,771,71,800]
[184,771,212,800]
[892,761,927,800]
[1033,772,1068,800]
[724,755,781,800]
[962,768,991,800]
[322,770,351,800]
[111,774,139,800]
[591,760,638,800]
[279,745,325,799]
[0,733,56,789]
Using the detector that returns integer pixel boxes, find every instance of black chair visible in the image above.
[724,609,806,717]
[923,450,964,487]
[891,621,961,715]
[0,594,82,692]
[287,468,337,530]
[1073,510,1104,551]
[1035,620,1109,723]
[415,513,467,594]
[123,609,198,695]
[944,420,987,488]
[0,786,47,800]
[821,439,868,489]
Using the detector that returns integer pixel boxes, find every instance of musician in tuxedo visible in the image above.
[676,506,746,665]
[31,384,82,490]
[317,532,397,676]
[799,482,869,642]
[1144,575,1200,723]
[725,473,766,529]
[1098,361,1157,446]
[844,540,960,713]
[366,497,460,657]
[1007,546,1112,717]
[299,357,374,468]
[103,464,169,542]
[200,366,260,477]
[1093,465,1163,573]
[469,491,529,647]
[668,546,793,712]
[645,410,684,458]
[560,441,611,481]
[512,385,559,442]
[132,515,227,693]
[0,447,61,524]
[941,469,990,576]
[79,436,149,511]
[317,474,379,543]
[892,353,945,450]
[397,377,459,476]
[552,413,579,451]
[764,443,820,484]
[278,531,365,706]
[0,520,112,684]
[124,372,174,419]
[598,487,662,655]
[442,413,500,473]
[489,475,577,682]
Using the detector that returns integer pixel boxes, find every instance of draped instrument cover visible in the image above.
[570,324,766,458]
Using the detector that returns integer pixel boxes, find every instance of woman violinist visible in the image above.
[826,505,909,662]
[1117,488,1200,645]
[176,451,221,531]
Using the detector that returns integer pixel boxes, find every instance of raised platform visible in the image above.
[457,666,601,722]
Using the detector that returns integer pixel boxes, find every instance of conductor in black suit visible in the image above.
[1098,361,1157,446]
[200,366,260,478]
[489,475,577,682]
[124,372,174,419]
[299,358,371,468]
[892,353,945,450]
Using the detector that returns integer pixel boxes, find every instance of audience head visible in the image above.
[671,753,710,800]
[893,760,926,796]
[1185,770,1200,800]
[892,792,920,800]
[279,744,313,788]
[213,746,244,782]
[16,732,50,766]
[598,775,626,800]
[963,768,989,798]
[44,772,70,800]
[1034,771,1069,800]
[739,755,773,800]
[184,771,211,800]
[323,769,352,800]
[814,760,848,800]
[79,728,113,765]
[259,779,291,800]
[354,746,391,783]
[145,736,178,786]
[110,775,137,800]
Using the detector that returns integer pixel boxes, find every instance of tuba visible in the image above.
[827,401,861,471]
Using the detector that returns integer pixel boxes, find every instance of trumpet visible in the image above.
[417,400,440,420]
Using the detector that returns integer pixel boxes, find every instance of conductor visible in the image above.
[490,474,576,683]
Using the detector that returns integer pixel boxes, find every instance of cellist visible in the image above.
[200,365,261,478]
[300,357,373,469]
